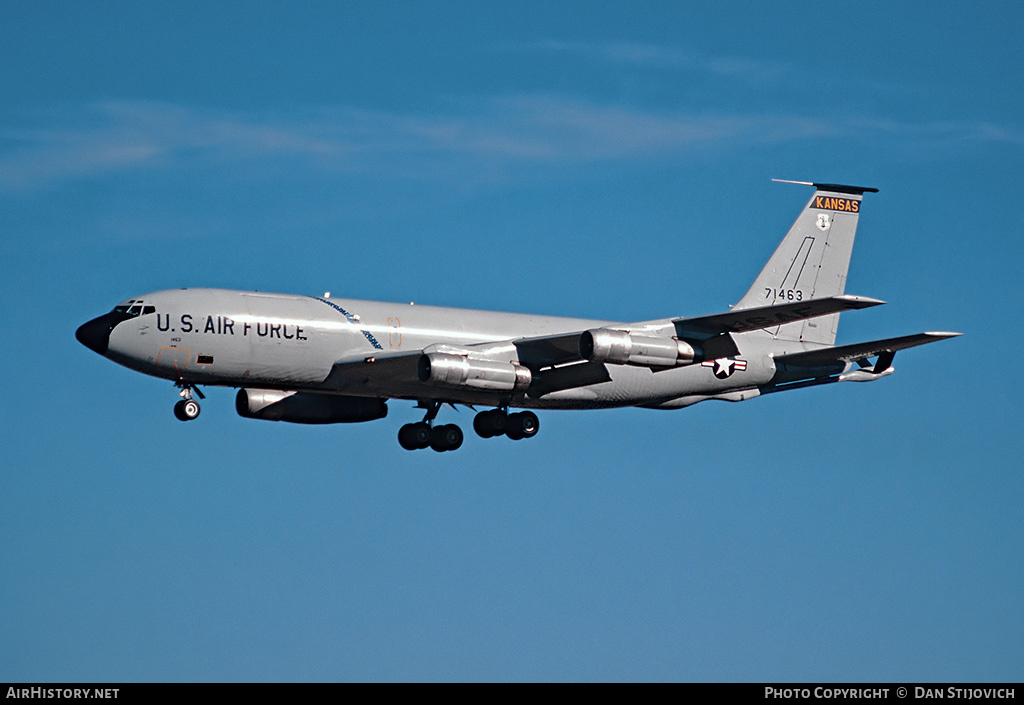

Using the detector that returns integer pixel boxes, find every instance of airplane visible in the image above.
[76,180,960,452]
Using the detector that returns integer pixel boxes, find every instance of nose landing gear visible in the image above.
[172,383,204,422]
[174,398,201,421]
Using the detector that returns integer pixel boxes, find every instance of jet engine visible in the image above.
[235,389,388,424]
[417,353,532,392]
[579,328,700,367]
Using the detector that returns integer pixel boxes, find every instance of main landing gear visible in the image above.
[473,408,539,441]
[398,402,463,452]
[172,383,204,422]
[398,404,540,452]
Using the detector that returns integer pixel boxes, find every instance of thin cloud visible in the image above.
[849,115,1024,146]
[511,39,937,96]
[476,95,836,158]
[0,98,1019,191]
[0,101,357,189]
[519,40,791,84]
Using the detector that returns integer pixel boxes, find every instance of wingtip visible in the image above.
[924,331,963,338]
[837,294,887,307]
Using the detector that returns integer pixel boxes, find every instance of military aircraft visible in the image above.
[76,181,959,452]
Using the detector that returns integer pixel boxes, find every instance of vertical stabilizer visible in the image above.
[734,181,878,346]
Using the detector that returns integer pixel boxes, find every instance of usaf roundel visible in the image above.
[701,357,748,379]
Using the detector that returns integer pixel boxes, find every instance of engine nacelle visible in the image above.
[235,389,388,424]
[417,353,532,392]
[579,329,699,367]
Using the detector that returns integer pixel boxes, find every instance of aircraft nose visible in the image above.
[76,315,113,355]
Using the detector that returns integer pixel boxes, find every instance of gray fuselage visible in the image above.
[85,288,781,410]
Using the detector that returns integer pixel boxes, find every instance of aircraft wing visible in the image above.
[671,295,884,337]
[775,331,962,368]
[320,343,607,401]
[513,295,886,368]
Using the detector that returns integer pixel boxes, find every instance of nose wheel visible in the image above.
[174,398,201,421]
[172,383,204,422]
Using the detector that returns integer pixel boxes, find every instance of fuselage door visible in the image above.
[155,346,190,376]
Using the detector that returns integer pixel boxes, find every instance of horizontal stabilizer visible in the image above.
[673,295,884,338]
[776,331,962,368]
[772,179,878,195]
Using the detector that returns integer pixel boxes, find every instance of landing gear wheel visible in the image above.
[505,411,539,440]
[473,409,509,438]
[174,398,201,421]
[430,424,464,452]
[398,422,432,450]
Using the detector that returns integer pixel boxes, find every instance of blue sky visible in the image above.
[1,2,1021,682]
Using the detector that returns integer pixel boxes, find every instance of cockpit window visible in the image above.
[112,300,155,318]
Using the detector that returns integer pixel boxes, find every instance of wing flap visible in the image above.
[321,351,422,393]
[513,332,586,368]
